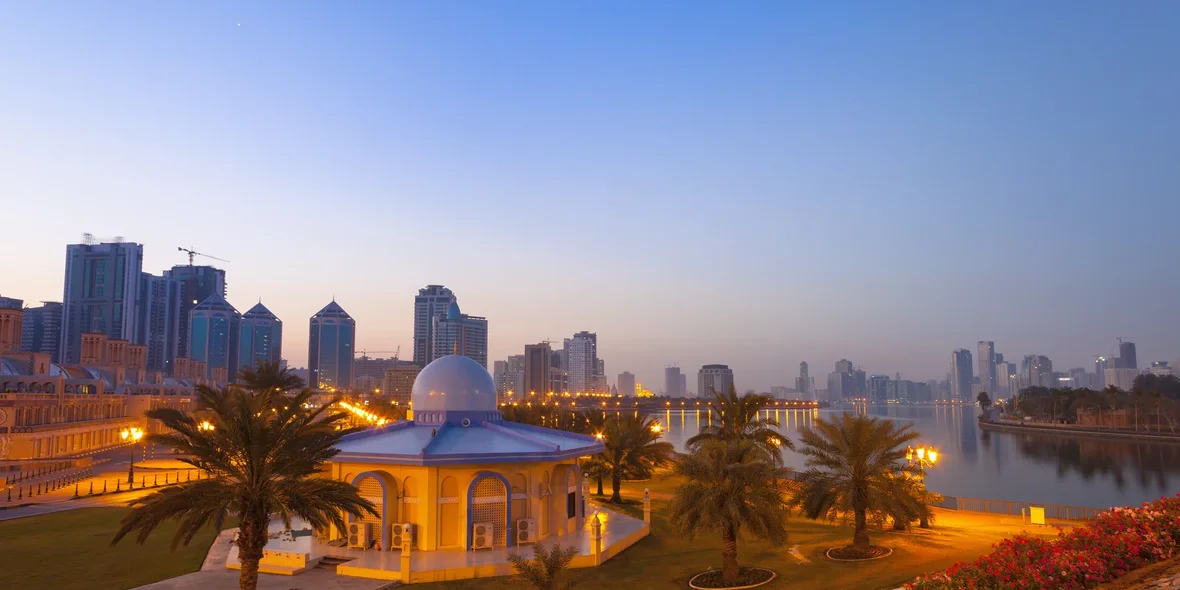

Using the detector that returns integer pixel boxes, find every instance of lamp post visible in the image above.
[120,427,144,484]
[905,445,938,528]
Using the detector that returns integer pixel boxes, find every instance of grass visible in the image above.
[0,507,228,590]
[412,477,1047,590]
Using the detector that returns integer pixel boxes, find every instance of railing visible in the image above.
[4,466,208,503]
[940,495,1106,521]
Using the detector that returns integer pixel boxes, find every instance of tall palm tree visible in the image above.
[792,413,921,549]
[112,386,377,590]
[237,360,305,394]
[975,391,991,414]
[599,413,676,503]
[687,385,793,463]
[670,439,791,584]
[508,543,579,590]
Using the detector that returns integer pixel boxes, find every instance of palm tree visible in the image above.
[599,413,675,503]
[237,360,305,394]
[668,439,791,584]
[792,413,921,549]
[112,386,377,590]
[508,543,578,590]
[976,391,992,415]
[687,385,793,463]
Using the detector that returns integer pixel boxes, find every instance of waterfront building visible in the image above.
[795,362,811,397]
[19,301,63,363]
[995,361,1016,397]
[664,366,683,397]
[413,285,456,367]
[977,341,997,394]
[309,300,356,390]
[163,264,227,362]
[698,364,734,398]
[188,293,241,381]
[869,375,889,403]
[951,349,973,401]
[60,240,144,364]
[431,301,488,369]
[238,301,282,374]
[565,332,597,394]
[617,371,636,397]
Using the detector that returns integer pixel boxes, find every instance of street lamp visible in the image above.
[198,420,215,432]
[906,444,939,528]
[120,427,144,484]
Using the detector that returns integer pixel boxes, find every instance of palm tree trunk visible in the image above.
[595,475,603,496]
[721,525,739,584]
[610,470,623,504]
[237,518,267,590]
[853,509,870,549]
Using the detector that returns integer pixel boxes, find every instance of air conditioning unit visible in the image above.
[391,522,415,550]
[516,518,538,545]
[472,522,494,550]
[347,522,371,550]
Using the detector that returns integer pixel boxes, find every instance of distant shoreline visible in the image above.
[979,419,1180,443]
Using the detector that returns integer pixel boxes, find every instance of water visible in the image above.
[651,404,1180,509]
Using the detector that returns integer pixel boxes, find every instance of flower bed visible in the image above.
[908,494,1180,589]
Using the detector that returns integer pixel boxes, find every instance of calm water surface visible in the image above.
[650,404,1180,508]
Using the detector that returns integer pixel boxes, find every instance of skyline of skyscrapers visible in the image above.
[164,264,227,362]
[308,300,355,390]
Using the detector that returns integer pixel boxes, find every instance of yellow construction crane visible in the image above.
[177,246,230,266]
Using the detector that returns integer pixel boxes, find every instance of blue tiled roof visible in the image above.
[334,419,602,466]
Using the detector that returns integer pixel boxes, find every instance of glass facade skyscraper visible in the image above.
[138,273,181,373]
[239,302,282,374]
[431,300,488,369]
[60,241,144,364]
[309,300,355,390]
[164,265,226,362]
[188,293,240,380]
[20,302,63,362]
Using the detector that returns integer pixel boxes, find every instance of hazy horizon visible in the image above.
[2,2,1178,391]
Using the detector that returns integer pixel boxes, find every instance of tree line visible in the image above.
[991,374,1180,432]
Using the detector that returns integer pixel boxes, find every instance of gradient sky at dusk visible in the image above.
[2,2,1179,391]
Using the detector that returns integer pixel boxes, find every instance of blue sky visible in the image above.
[2,2,1178,391]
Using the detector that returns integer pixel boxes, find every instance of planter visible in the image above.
[688,567,777,589]
[826,545,893,561]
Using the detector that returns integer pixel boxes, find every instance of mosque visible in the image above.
[228,354,651,584]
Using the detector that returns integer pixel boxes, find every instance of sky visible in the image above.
[2,2,1179,392]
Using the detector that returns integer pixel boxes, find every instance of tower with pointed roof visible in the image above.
[188,292,241,380]
[239,301,282,373]
[309,300,355,390]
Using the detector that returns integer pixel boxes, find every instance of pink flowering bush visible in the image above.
[908,495,1180,589]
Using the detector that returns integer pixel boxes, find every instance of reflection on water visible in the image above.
[648,404,1180,508]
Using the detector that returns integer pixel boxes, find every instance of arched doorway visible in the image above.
[350,472,396,550]
[467,473,510,549]
[439,476,460,548]
[402,476,419,549]
[550,464,582,535]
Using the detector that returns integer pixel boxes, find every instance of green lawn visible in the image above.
[0,508,226,590]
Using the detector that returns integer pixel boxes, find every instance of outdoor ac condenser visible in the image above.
[516,518,538,545]
[347,522,371,550]
[391,522,415,549]
[472,522,494,550]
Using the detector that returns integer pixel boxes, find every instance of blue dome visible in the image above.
[411,355,496,413]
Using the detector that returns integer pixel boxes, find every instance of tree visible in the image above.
[508,543,578,590]
[598,413,675,503]
[112,386,377,590]
[668,439,791,584]
[237,360,305,394]
[687,385,793,464]
[976,391,992,414]
[792,414,921,549]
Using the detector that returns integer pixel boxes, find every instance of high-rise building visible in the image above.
[163,265,227,362]
[308,300,356,390]
[566,332,597,394]
[137,273,181,373]
[618,371,636,397]
[431,300,488,368]
[1095,356,1110,388]
[19,301,63,362]
[60,241,144,364]
[381,364,420,405]
[1119,341,1138,370]
[664,366,683,397]
[869,375,890,404]
[524,343,552,395]
[0,297,22,354]
[188,293,241,381]
[550,368,570,394]
[1105,367,1138,391]
[1021,355,1053,388]
[977,341,997,394]
[795,362,811,397]
[835,359,853,374]
[413,285,456,367]
[950,349,973,401]
[698,364,734,398]
[680,373,687,396]
[238,301,282,373]
[995,361,1016,396]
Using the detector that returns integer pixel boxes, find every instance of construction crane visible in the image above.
[177,246,230,266]
[356,347,400,360]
